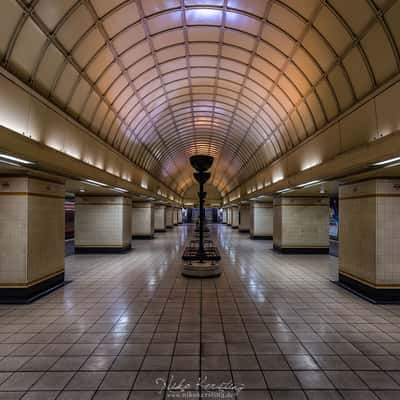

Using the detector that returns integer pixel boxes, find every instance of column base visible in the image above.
[273,245,329,254]
[75,244,132,254]
[132,235,154,239]
[232,226,238,229]
[0,272,66,304]
[337,273,400,304]
[166,226,173,229]
[155,229,167,233]
[251,235,273,240]
[239,229,250,233]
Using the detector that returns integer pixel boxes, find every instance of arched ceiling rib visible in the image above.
[1,0,399,195]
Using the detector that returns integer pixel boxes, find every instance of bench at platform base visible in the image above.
[337,273,400,304]
[75,244,132,254]
[0,272,66,304]
[273,245,329,254]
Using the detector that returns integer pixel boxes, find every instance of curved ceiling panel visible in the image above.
[1,0,399,195]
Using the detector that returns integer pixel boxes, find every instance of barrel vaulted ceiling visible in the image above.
[1,0,399,195]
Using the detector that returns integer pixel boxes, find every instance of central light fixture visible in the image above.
[182,155,221,277]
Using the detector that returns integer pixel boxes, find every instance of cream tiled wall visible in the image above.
[75,196,131,247]
[239,205,250,231]
[132,202,154,236]
[231,207,239,228]
[340,179,400,286]
[0,177,64,285]
[154,205,166,231]
[273,201,282,246]
[273,197,329,249]
[178,208,183,223]
[250,202,274,237]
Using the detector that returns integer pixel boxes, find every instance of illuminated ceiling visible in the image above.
[1,0,399,195]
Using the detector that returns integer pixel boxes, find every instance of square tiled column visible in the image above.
[250,201,273,239]
[231,206,239,229]
[222,208,228,224]
[154,205,167,232]
[177,208,183,224]
[273,196,329,253]
[339,179,400,302]
[173,207,178,225]
[132,201,154,239]
[166,206,173,228]
[75,196,132,252]
[227,207,233,226]
[0,176,65,303]
[239,204,250,232]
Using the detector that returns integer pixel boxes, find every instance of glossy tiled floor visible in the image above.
[1,225,400,400]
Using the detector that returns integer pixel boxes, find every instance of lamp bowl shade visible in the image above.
[190,155,214,172]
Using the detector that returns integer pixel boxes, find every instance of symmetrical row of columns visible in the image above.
[224,197,330,253]
[0,176,182,303]
[75,200,182,251]
[1,176,399,303]
[222,202,274,240]
[223,178,400,302]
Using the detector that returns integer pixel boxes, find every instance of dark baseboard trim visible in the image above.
[0,273,67,304]
[132,235,154,239]
[232,226,238,229]
[336,273,400,304]
[239,229,250,233]
[166,226,173,229]
[251,235,273,240]
[273,245,329,254]
[75,244,132,254]
[155,229,167,233]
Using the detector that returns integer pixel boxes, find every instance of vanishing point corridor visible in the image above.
[1,226,400,400]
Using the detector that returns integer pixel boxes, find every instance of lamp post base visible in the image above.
[182,261,221,278]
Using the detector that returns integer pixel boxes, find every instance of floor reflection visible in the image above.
[0,224,399,399]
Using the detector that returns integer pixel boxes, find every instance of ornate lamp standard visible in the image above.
[182,155,221,277]
[190,155,213,258]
